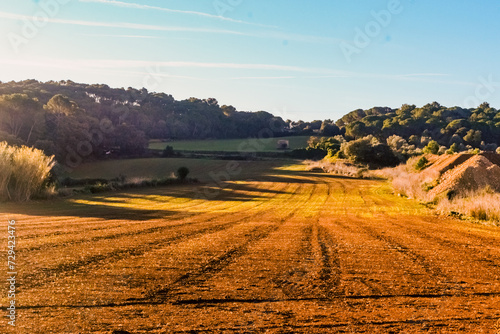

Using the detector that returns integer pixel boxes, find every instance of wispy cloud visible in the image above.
[0,11,337,44]
[80,33,161,39]
[0,57,465,87]
[0,58,333,74]
[0,11,249,35]
[78,0,274,28]
[229,76,298,80]
[395,73,450,78]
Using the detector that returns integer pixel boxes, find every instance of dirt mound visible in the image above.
[428,155,500,199]
[423,153,473,177]
[482,152,500,166]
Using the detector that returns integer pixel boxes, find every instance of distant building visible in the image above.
[277,140,290,150]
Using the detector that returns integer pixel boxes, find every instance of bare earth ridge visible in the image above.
[1,165,500,333]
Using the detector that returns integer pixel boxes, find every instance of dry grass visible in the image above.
[0,142,15,199]
[380,154,500,223]
[0,141,55,201]
[378,163,439,201]
[305,159,368,178]
[436,190,500,223]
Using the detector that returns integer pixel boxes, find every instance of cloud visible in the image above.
[0,57,332,74]
[395,73,450,78]
[78,0,275,28]
[0,10,338,44]
[0,11,249,36]
[0,57,464,87]
[79,33,161,39]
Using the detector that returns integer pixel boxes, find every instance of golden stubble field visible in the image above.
[1,163,500,333]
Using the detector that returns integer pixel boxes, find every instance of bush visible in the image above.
[176,167,190,180]
[446,143,459,154]
[414,156,429,171]
[378,162,438,200]
[342,135,399,167]
[162,145,175,157]
[423,140,439,154]
[0,142,55,201]
[287,148,327,160]
[306,160,370,178]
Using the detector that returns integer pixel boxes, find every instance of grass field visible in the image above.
[2,161,500,333]
[149,135,313,152]
[66,158,291,183]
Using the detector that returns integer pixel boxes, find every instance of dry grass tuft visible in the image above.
[305,160,368,178]
[378,163,439,201]
[436,190,500,223]
[0,141,55,201]
[381,153,500,223]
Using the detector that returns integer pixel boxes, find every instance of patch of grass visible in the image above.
[148,136,312,152]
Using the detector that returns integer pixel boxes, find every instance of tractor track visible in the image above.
[6,170,500,333]
[21,181,301,290]
[143,182,318,303]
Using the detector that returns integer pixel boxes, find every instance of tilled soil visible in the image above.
[2,169,500,333]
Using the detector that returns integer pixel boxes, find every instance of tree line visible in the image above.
[0,80,294,162]
[1,80,499,166]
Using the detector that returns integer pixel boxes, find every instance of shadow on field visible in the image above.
[2,195,178,221]
[2,165,368,218]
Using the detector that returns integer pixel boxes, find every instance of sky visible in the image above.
[0,0,499,121]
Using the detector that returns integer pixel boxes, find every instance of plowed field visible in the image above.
[2,164,500,333]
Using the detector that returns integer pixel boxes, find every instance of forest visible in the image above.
[0,80,499,166]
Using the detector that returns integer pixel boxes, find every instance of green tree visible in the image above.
[446,143,459,154]
[463,129,482,147]
[0,94,43,144]
[414,156,429,171]
[345,121,368,139]
[342,136,399,167]
[176,167,189,181]
[44,94,83,116]
[162,145,175,157]
[423,140,439,154]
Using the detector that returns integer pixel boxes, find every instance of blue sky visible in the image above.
[0,0,499,121]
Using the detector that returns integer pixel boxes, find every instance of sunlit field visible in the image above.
[2,162,500,333]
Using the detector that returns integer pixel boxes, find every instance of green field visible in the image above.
[67,158,293,183]
[149,136,313,152]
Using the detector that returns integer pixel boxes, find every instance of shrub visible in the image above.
[162,145,175,157]
[379,162,438,200]
[0,142,15,199]
[176,167,190,180]
[306,160,372,178]
[0,142,55,201]
[342,136,399,167]
[446,143,459,154]
[414,156,429,171]
[423,140,439,154]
